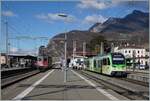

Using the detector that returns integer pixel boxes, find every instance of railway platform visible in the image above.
[2,68,128,100]
[1,66,32,71]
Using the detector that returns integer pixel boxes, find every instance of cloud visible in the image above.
[36,13,76,23]
[83,14,107,24]
[10,47,18,53]
[77,0,149,10]
[2,11,17,17]
[77,0,109,10]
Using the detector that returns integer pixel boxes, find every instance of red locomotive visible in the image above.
[36,56,52,72]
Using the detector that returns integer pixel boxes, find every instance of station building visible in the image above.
[0,53,37,69]
[114,46,149,69]
[0,53,6,65]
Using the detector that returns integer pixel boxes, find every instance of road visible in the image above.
[2,67,129,100]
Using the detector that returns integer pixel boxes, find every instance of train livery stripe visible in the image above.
[13,69,54,100]
[71,70,119,100]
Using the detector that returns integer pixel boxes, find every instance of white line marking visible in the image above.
[13,69,54,100]
[71,70,119,100]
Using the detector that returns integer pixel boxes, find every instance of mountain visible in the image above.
[47,10,149,57]
[47,30,101,57]
[89,10,149,41]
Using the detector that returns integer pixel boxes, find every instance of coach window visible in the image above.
[98,60,101,67]
[94,60,96,67]
[103,59,107,65]
[107,58,110,65]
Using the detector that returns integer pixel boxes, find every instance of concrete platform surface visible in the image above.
[2,68,128,100]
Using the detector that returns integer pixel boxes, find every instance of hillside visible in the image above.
[47,10,149,57]
[89,10,149,42]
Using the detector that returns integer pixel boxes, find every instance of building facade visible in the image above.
[0,53,6,65]
[114,46,149,69]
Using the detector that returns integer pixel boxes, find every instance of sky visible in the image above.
[0,0,149,55]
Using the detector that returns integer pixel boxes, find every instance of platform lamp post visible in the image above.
[58,14,68,82]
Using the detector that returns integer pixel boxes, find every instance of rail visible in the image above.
[77,70,149,100]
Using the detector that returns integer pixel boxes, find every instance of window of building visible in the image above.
[138,51,139,53]
[125,50,127,53]
[129,50,130,53]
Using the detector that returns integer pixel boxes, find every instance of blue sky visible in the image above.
[1,0,149,54]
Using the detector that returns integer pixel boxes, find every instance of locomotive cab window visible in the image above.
[44,58,47,61]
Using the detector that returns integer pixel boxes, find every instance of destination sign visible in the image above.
[113,58,124,61]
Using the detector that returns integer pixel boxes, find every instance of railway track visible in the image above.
[85,69,149,87]
[118,77,149,87]
[1,70,40,89]
[77,70,149,100]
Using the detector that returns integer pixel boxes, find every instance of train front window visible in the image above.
[44,58,47,61]
[112,53,125,64]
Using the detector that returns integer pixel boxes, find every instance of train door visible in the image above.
[93,59,97,72]
[85,59,89,70]
[94,59,101,73]
[89,58,93,71]
[102,58,110,74]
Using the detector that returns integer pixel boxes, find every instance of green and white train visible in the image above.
[85,52,127,77]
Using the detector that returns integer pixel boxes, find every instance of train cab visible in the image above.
[37,56,49,71]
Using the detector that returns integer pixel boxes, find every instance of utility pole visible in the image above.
[132,50,136,72]
[100,42,104,55]
[17,38,20,52]
[64,32,67,82]
[5,21,9,68]
[83,42,86,58]
[73,40,76,59]
[58,13,68,82]
[111,43,114,53]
